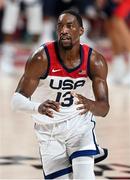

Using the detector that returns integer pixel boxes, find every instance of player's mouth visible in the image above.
[60,36,71,44]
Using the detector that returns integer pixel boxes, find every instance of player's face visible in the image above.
[57,13,84,50]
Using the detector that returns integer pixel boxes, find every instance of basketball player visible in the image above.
[11,10,110,179]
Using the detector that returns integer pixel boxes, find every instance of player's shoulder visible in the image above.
[30,45,46,61]
[91,49,104,58]
[25,45,48,70]
[80,43,106,63]
[90,49,107,66]
[89,49,108,78]
[24,45,49,78]
[30,41,55,61]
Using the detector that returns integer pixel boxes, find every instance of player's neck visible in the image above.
[59,43,80,63]
[58,44,81,68]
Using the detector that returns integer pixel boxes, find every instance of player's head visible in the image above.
[57,10,84,50]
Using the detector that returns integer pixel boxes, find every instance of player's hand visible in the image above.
[38,100,60,118]
[72,92,92,115]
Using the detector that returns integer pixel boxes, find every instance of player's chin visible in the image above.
[60,41,73,50]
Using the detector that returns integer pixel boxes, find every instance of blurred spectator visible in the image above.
[39,0,96,47]
[1,0,43,74]
[0,0,5,9]
[96,0,130,85]
[0,0,5,43]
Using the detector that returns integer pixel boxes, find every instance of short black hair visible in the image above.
[59,9,83,28]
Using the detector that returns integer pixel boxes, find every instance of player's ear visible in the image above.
[79,27,84,36]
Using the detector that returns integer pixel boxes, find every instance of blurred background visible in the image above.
[0,0,130,179]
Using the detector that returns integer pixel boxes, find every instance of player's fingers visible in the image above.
[79,109,88,115]
[71,92,80,99]
[71,92,84,102]
[74,93,83,100]
[44,103,60,112]
[76,105,84,110]
[75,100,83,105]
[71,91,76,96]
[45,109,54,118]
[46,100,60,111]
[48,100,60,107]
[41,106,53,118]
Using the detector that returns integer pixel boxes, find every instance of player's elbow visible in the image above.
[102,103,110,117]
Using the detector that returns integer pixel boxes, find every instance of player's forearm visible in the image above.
[11,92,40,114]
[89,99,110,117]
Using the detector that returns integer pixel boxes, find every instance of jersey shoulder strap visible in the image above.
[81,44,93,79]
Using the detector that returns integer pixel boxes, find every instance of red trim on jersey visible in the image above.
[45,41,90,78]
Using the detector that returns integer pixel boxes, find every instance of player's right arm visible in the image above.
[16,47,47,97]
[11,46,60,118]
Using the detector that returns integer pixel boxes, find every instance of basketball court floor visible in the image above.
[0,44,130,179]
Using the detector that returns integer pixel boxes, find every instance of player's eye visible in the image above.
[67,23,73,29]
[57,23,61,29]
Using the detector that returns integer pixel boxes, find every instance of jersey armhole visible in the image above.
[87,47,93,80]
[40,44,50,79]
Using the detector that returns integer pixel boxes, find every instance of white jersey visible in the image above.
[31,41,94,124]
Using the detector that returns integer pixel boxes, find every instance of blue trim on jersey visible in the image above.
[40,44,50,79]
[69,149,98,162]
[87,48,93,80]
[69,114,99,163]
[91,115,100,154]
[44,166,72,179]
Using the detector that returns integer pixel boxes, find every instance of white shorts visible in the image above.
[2,0,43,34]
[34,114,99,179]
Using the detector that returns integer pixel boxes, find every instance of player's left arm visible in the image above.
[74,50,110,117]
